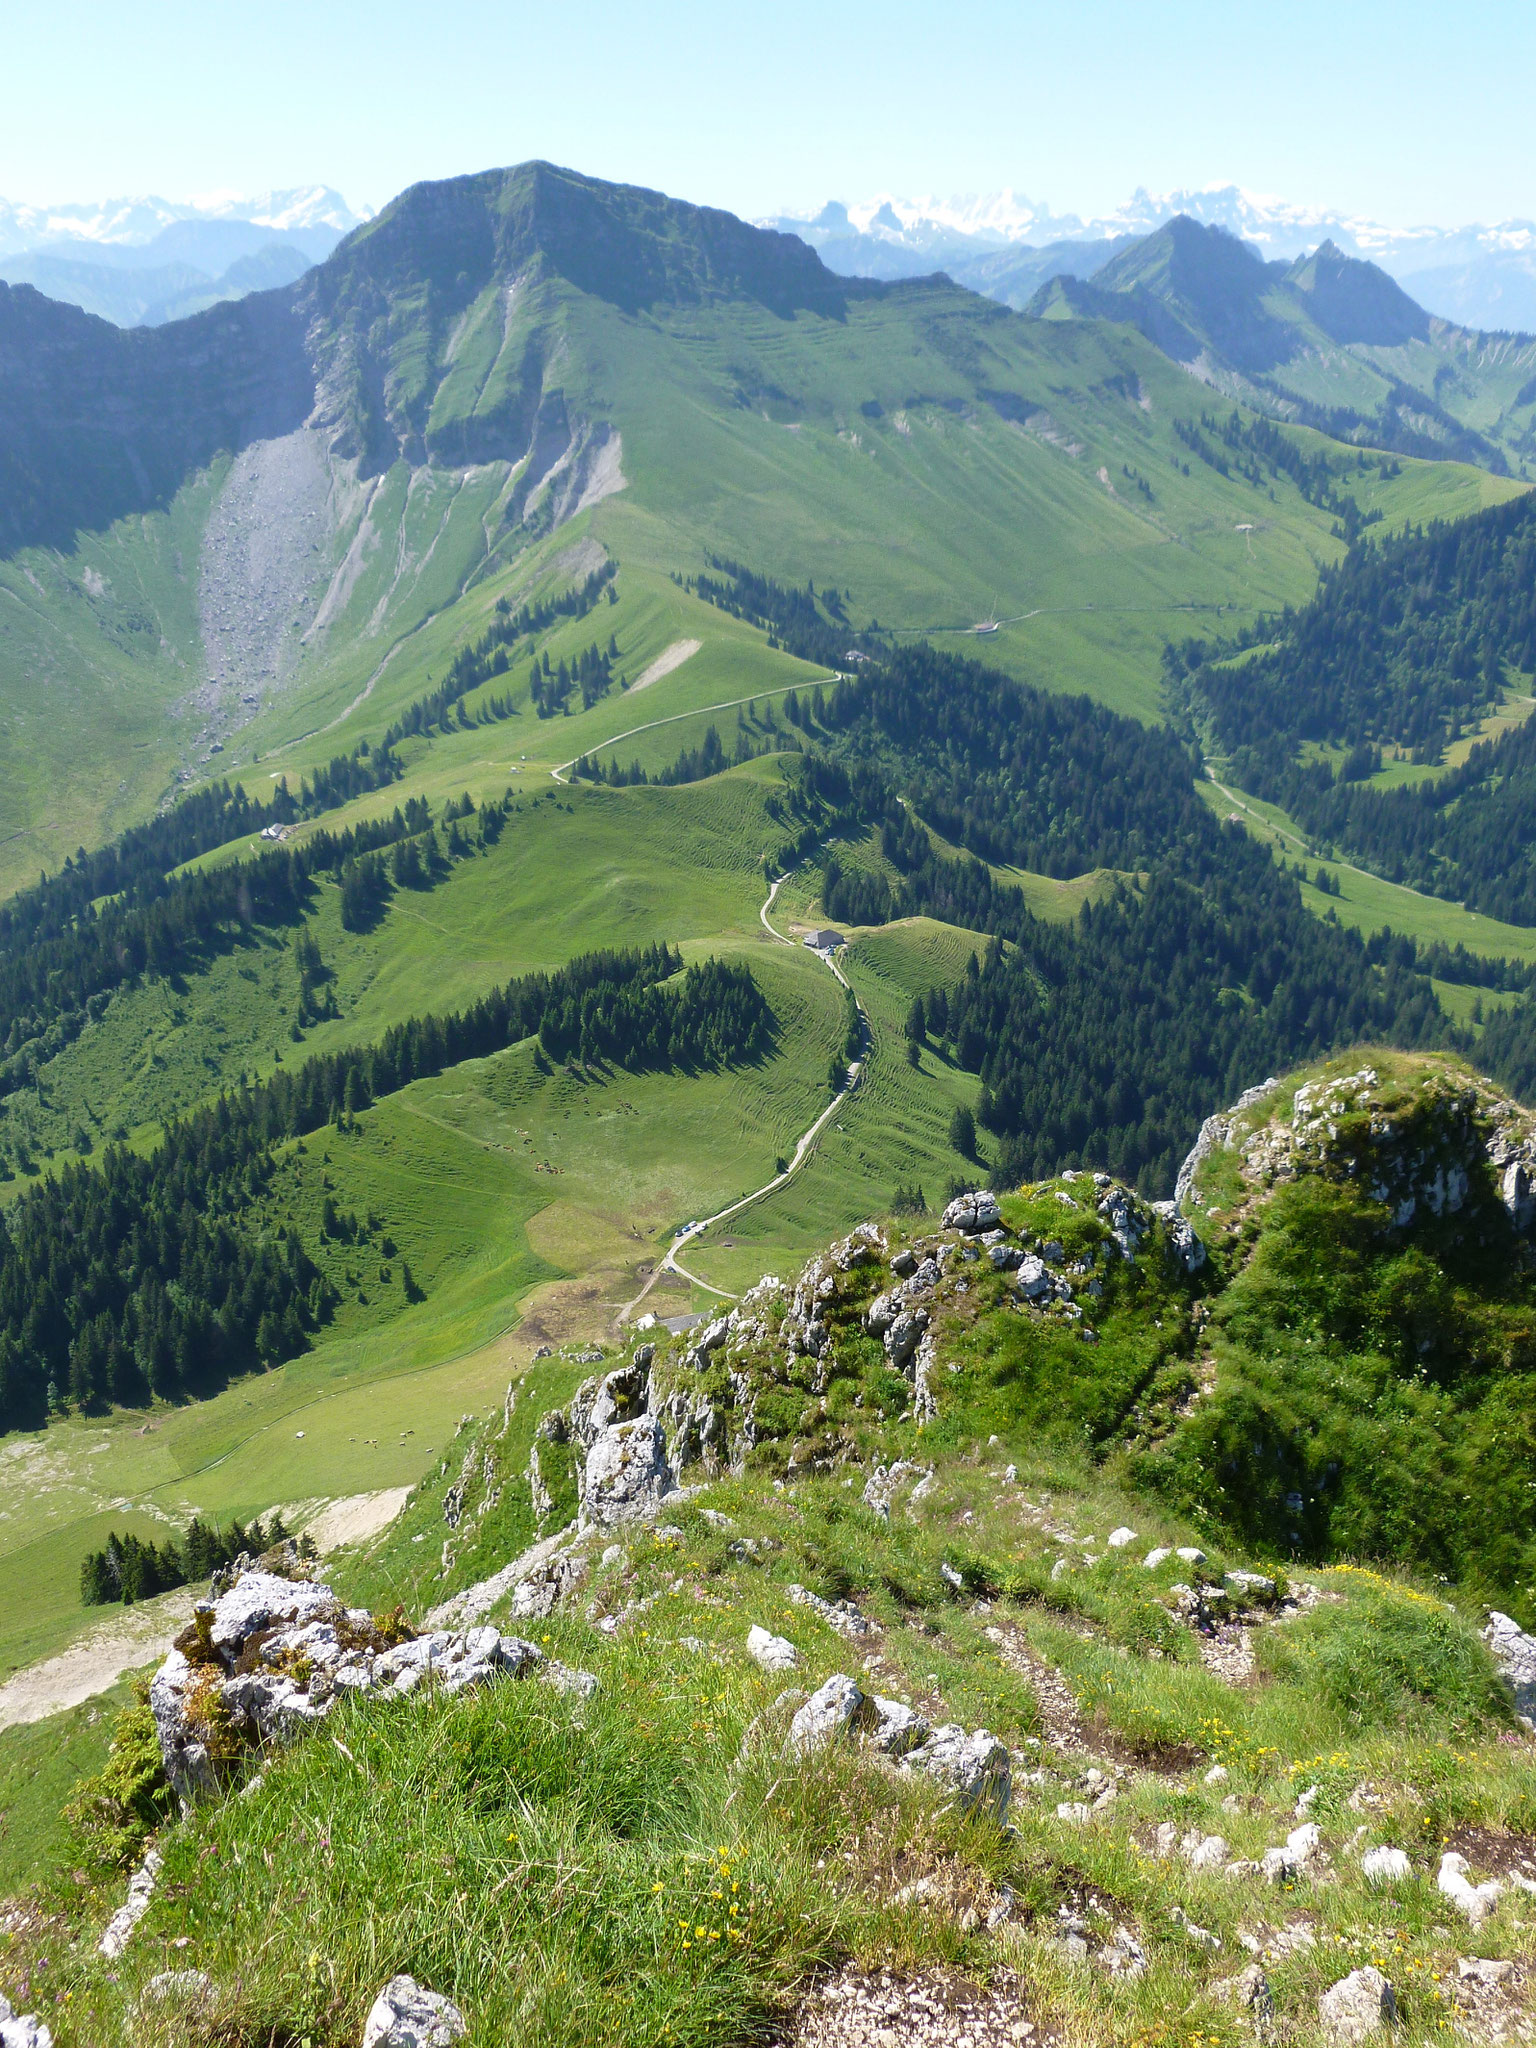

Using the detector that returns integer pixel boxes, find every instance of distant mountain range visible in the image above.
[0,186,368,327]
[762,185,1536,331]
[1022,216,1536,475]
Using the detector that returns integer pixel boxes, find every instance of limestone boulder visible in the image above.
[581,1416,674,1526]
[361,1975,467,2047]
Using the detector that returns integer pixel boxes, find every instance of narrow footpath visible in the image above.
[618,873,870,1322]
[548,675,837,785]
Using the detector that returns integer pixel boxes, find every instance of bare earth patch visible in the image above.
[628,637,702,693]
[301,1487,412,1553]
[0,1587,195,1729]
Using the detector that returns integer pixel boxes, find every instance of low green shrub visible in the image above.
[62,1684,175,1873]
[1257,1574,1513,1737]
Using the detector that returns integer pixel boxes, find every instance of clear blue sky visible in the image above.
[6,0,1533,227]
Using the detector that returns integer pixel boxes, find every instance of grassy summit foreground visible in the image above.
[9,1047,1536,2046]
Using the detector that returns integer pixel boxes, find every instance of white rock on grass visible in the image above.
[1106,1527,1138,1549]
[1318,1967,1398,2042]
[1143,1547,1172,1569]
[1185,1833,1229,1870]
[0,1995,53,2048]
[1260,1822,1323,1883]
[868,1696,929,1756]
[1459,1958,1516,1986]
[1361,1846,1413,1886]
[746,1625,800,1672]
[1484,1610,1536,1726]
[790,1674,867,1753]
[903,1725,1011,1822]
[99,1847,162,1958]
[1439,1851,1504,1926]
[361,1975,467,2047]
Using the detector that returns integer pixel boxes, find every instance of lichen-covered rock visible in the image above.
[903,1724,1011,1822]
[1318,1967,1398,2042]
[206,1569,338,1656]
[581,1416,674,1526]
[361,1975,467,2047]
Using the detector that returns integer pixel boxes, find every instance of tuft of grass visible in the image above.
[1257,1572,1514,1737]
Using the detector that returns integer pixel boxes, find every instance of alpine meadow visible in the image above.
[7,147,1536,2048]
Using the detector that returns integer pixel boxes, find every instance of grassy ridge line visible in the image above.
[632,874,871,1313]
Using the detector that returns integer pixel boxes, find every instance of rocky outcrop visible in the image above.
[942,1191,1001,1234]
[147,1568,590,1801]
[1176,1061,1536,1235]
[580,1415,674,1527]
[780,1669,1007,1812]
[1174,1079,1278,1212]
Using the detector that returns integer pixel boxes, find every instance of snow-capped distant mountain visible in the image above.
[762,185,1536,328]
[0,185,367,260]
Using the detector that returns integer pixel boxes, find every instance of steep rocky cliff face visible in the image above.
[0,161,858,557]
[0,281,313,553]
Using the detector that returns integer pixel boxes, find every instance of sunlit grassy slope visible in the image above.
[0,246,1519,899]
[0,752,1027,1677]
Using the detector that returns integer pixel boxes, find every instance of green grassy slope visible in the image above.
[1034,217,1536,475]
[0,767,1014,1677]
[15,1051,1536,2045]
[0,172,1520,899]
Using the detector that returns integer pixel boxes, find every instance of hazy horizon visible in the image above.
[5,0,1534,234]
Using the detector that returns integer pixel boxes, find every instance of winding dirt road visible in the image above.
[619,873,869,1322]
